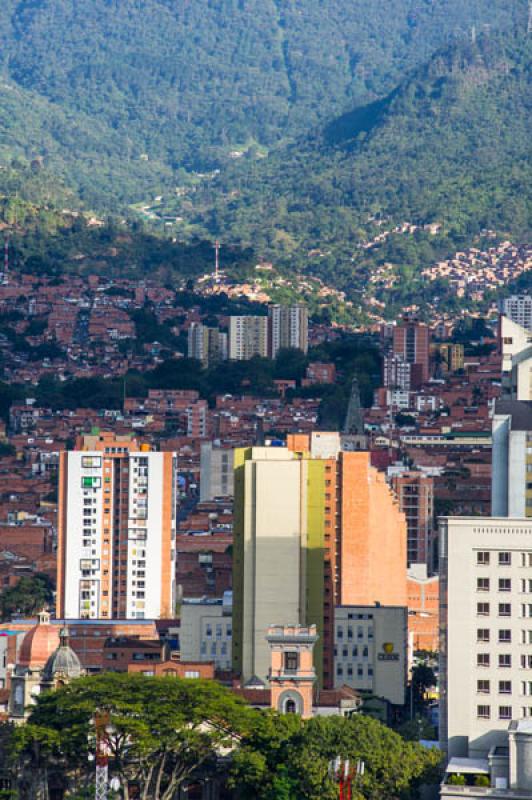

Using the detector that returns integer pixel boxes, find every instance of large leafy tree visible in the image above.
[13,673,256,800]
[230,713,442,800]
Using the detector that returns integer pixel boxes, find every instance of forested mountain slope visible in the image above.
[0,0,527,205]
[194,33,531,291]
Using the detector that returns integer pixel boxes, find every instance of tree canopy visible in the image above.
[6,674,441,800]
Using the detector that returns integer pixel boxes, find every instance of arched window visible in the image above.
[285,698,297,714]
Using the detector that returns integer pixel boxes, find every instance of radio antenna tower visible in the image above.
[3,235,9,285]
[214,240,221,282]
[528,0,532,35]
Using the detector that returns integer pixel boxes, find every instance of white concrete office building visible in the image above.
[440,516,532,759]
[334,604,407,706]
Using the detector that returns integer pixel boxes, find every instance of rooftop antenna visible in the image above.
[214,240,221,282]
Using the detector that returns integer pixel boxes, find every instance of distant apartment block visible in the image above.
[229,316,268,360]
[57,432,177,620]
[432,342,464,375]
[392,319,431,386]
[187,322,228,367]
[383,355,412,391]
[302,361,336,386]
[268,303,308,358]
[200,442,234,501]
[502,295,532,332]
[391,471,434,567]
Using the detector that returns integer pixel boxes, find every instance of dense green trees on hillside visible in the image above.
[0,0,527,205]
[200,33,531,290]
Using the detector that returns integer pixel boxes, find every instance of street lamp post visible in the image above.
[329,756,365,800]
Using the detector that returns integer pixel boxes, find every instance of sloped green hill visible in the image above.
[196,33,531,293]
[0,0,528,205]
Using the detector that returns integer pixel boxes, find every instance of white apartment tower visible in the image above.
[502,296,532,333]
[228,316,268,360]
[440,516,532,759]
[57,432,177,620]
[268,303,309,359]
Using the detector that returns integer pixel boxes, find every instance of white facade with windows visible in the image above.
[334,605,407,706]
[440,517,532,759]
[502,297,532,333]
[61,449,177,620]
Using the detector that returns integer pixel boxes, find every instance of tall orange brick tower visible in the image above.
[267,624,318,718]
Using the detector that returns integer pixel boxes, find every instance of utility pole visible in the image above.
[214,239,220,282]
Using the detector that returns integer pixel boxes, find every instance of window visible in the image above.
[499,630,512,643]
[477,629,490,643]
[477,705,490,719]
[81,476,101,488]
[284,652,299,672]
[477,680,490,693]
[522,655,532,669]
[499,579,512,592]
[477,551,490,565]
[82,456,101,468]
[477,603,490,616]
[499,552,512,566]
[477,578,490,592]
[499,681,512,694]
[499,706,512,720]
[499,654,512,669]
[499,603,511,617]
[477,653,490,667]
[184,671,200,679]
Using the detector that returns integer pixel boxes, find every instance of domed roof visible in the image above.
[18,611,60,669]
[42,627,83,682]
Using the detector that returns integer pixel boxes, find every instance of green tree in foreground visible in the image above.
[10,674,442,800]
[230,712,442,800]
[13,673,255,800]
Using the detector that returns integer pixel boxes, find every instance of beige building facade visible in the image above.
[440,517,532,759]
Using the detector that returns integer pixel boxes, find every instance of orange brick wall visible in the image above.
[407,576,439,652]
[339,452,407,607]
